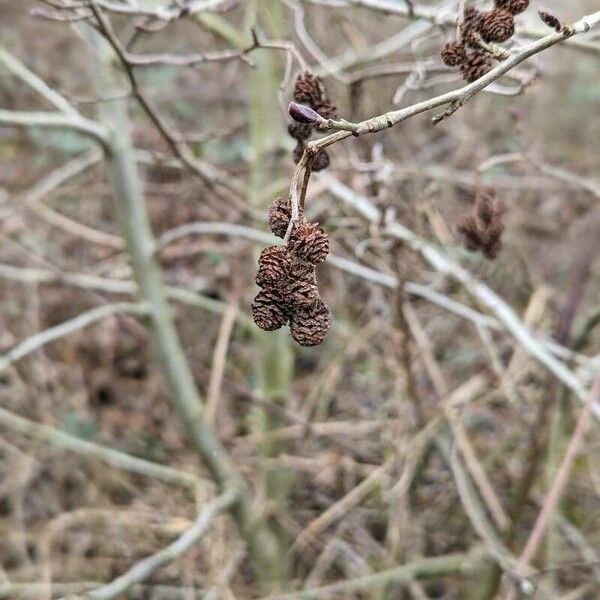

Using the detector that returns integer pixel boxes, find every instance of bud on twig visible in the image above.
[288,101,324,125]
[538,11,561,32]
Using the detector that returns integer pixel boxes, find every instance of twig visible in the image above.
[323,177,598,418]
[291,458,394,553]
[0,302,147,373]
[74,487,239,600]
[0,109,108,145]
[507,374,600,597]
[260,552,483,600]
[88,1,243,196]
[206,300,239,424]
[90,34,283,578]
[0,407,197,488]
[404,302,511,532]
[39,0,227,20]
[0,47,79,115]
[300,0,600,55]
[299,10,600,139]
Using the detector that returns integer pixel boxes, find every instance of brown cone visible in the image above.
[255,245,293,288]
[280,278,320,309]
[312,98,338,120]
[495,0,528,15]
[289,221,330,264]
[287,260,317,285]
[288,122,312,141]
[479,9,515,43]
[460,7,483,44]
[441,41,466,67]
[290,299,331,347]
[293,72,328,107]
[457,214,482,252]
[460,50,494,82]
[268,196,292,238]
[312,149,330,172]
[252,290,289,331]
[457,188,505,260]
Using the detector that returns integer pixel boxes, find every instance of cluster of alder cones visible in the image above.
[458,188,505,259]
[252,196,331,347]
[441,0,529,82]
[287,72,337,171]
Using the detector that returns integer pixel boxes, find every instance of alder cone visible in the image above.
[495,0,528,15]
[312,98,338,120]
[312,149,330,172]
[252,290,289,331]
[475,187,501,226]
[460,7,483,44]
[479,9,515,43]
[293,72,327,106]
[255,246,292,288]
[461,50,494,82]
[280,278,320,309]
[441,41,466,67]
[457,188,505,260]
[290,299,331,347]
[287,260,316,285]
[457,214,483,251]
[268,196,292,238]
[289,221,330,264]
[288,122,312,141]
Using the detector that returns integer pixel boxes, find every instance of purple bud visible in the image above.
[288,101,322,124]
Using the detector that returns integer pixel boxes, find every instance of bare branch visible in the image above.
[0,302,147,374]
[76,487,239,600]
[323,177,600,418]
[261,552,484,600]
[507,373,600,597]
[0,407,197,488]
[0,109,108,145]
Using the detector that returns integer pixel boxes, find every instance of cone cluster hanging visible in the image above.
[252,196,331,347]
[440,0,529,83]
[457,188,505,259]
[287,72,337,172]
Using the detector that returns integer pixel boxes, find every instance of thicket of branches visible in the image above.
[0,1,599,599]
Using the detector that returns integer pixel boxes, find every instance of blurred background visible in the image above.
[0,1,599,598]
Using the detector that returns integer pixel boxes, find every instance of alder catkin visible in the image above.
[255,246,293,288]
[479,9,515,43]
[461,50,494,82]
[441,41,466,67]
[496,0,529,15]
[293,72,328,106]
[289,221,330,265]
[252,290,289,331]
[268,196,292,238]
[290,299,331,347]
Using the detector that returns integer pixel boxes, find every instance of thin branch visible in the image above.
[0,302,147,373]
[89,31,283,578]
[44,0,230,20]
[404,302,511,532]
[76,487,239,600]
[300,0,600,55]
[87,1,243,196]
[507,373,600,597]
[0,47,78,115]
[309,10,600,138]
[0,407,197,488]
[261,552,483,600]
[323,177,599,419]
[0,109,108,145]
